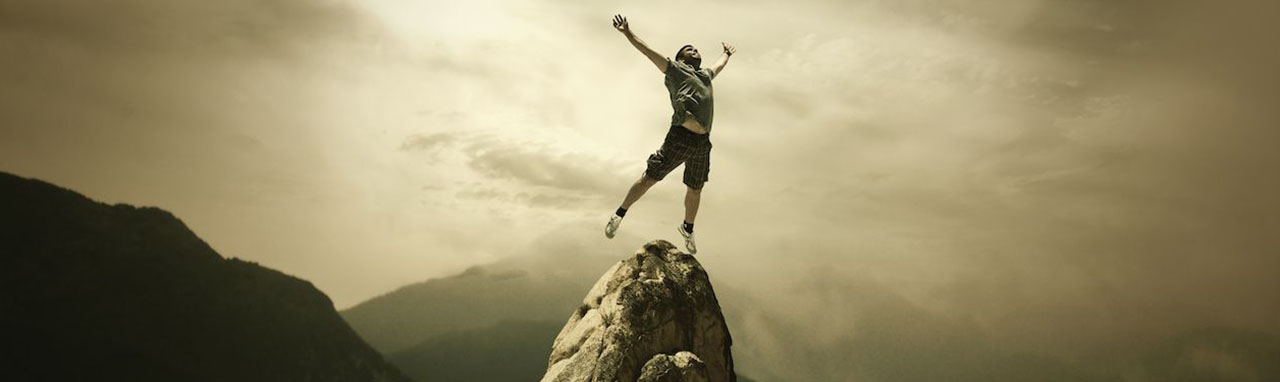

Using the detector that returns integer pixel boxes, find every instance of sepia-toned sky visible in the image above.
[3,0,1278,379]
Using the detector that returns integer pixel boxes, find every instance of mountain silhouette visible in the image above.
[0,171,410,382]
[342,244,617,354]
[388,320,564,382]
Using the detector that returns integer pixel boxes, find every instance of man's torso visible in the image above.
[664,59,714,134]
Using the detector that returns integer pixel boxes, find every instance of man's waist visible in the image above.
[670,124,710,139]
[675,112,710,134]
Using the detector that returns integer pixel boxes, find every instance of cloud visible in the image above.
[0,0,367,57]
[5,1,1278,380]
[399,130,641,209]
[0,0,399,306]
[726,272,1111,382]
[400,133,459,152]
[465,145,625,195]
[624,0,1280,378]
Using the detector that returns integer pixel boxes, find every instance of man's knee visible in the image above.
[683,174,707,191]
[686,184,703,193]
[638,175,660,186]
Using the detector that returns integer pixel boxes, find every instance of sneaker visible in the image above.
[605,214,623,239]
[677,224,697,254]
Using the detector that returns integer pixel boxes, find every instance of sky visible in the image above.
[2,0,1279,379]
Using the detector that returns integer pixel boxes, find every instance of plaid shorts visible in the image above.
[645,125,712,189]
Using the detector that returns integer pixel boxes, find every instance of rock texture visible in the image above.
[638,352,710,382]
[541,240,736,382]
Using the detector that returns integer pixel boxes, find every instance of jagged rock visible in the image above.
[541,240,736,382]
[638,352,710,382]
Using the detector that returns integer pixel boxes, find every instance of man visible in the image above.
[604,14,735,254]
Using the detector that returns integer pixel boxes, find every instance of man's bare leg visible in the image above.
[622,175,659,209]
[683,186,701,224]
[607,175,659,238]
[678,186,702,254]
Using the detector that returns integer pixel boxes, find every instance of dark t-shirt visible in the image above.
[664,58,715,132]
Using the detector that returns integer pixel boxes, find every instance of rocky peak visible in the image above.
[541,240,736,382]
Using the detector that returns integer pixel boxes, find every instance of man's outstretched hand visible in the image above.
[612,14,631,33]
[709,42,736,79]
[613,14,664,72]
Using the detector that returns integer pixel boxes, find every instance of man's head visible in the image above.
[675,45,702,69]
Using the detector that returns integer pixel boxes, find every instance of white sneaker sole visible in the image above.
[677,226,697,254]
[605,216,622,239]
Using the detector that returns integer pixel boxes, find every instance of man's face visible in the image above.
[682,46,701,61]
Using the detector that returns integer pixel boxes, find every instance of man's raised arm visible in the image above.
[613,14,667,73]
[709,42,735,79]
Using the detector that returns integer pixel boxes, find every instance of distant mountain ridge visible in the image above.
[341,244,617,354]
[0,171,409,382]
[388,320,565,382]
